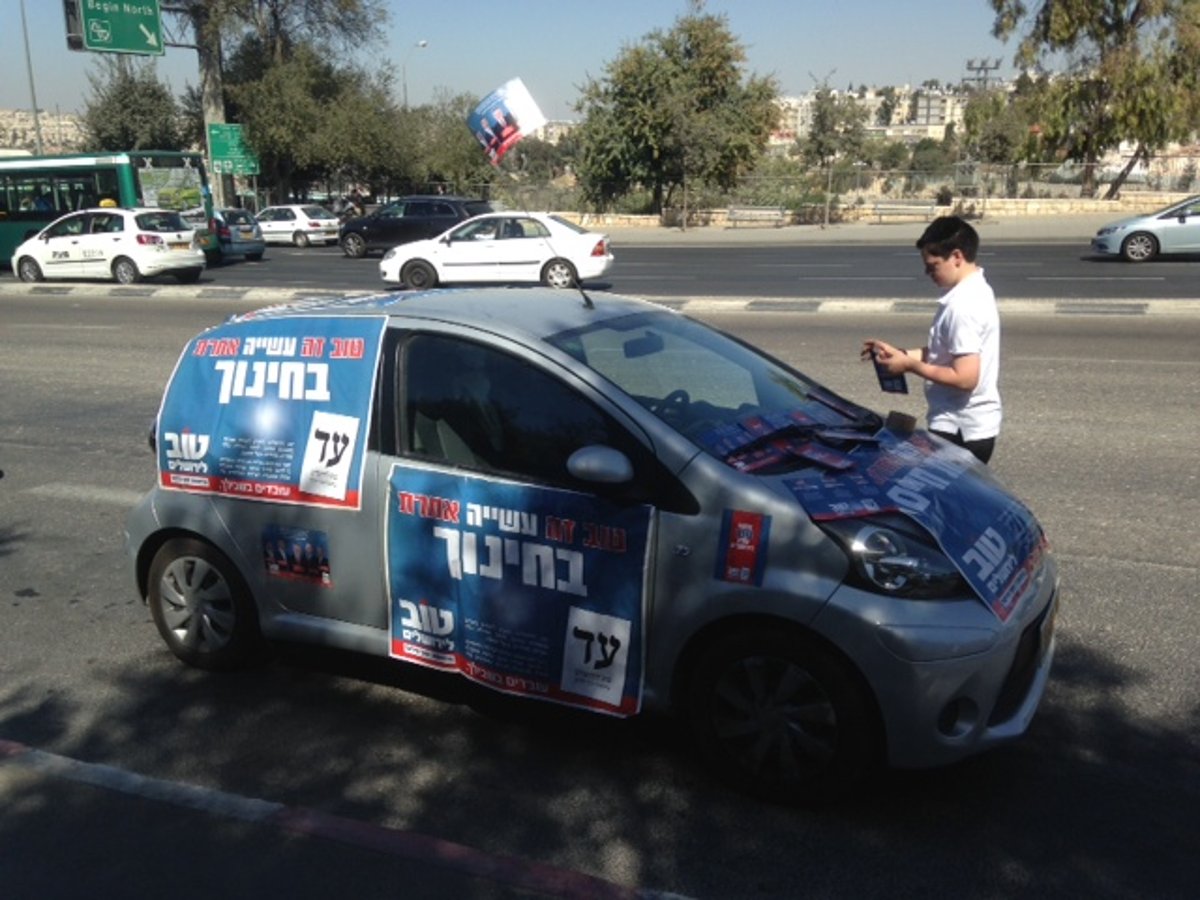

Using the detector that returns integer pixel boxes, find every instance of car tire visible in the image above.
[112,257,142,284]
[401,260,438,290]
[341,233,367,258]
[175,268,202,284]
[148,537,264,671]
[1120,232,1158,262]
[685,628,880,804]
[16,257,43,282]
[541,258,578,289]
[293,231,311,248]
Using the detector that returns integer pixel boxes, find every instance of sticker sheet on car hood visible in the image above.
[785,431,1047,621]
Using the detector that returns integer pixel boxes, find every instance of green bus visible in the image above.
[0,150,216,264]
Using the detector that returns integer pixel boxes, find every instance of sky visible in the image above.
[1,0,1022,120]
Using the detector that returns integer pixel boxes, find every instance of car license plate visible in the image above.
[169,242,190,250]
[239,228,254,238]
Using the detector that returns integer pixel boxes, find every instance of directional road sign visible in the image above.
[207,123,261,177]
[79,0,164,56]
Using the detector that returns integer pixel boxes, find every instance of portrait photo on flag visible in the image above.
[467,77,547,165]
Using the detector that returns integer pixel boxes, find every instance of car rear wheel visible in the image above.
[292,231,311,248]
[16,257,43,282]
[401,260,438,290]
[148,537,263,671]
[686,628,880,804]
[1121,232,1158,262]
[112,257,142,284]
[341,233,367,258]
[541,258,578,289]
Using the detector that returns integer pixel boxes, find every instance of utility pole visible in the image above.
[964,58,1002,91]
[20,0,44,154]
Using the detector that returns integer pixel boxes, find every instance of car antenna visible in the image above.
[537,211,595,308]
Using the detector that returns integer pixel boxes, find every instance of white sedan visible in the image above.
[379,212,614,289]
[255,204,340,247]
[11,207,205,284]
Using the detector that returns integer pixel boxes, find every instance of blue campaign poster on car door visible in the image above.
[786,431,1047,622]
[157,315,387,510]
[386,465,652,716]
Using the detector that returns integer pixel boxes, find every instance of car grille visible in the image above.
[988,589,1056,726]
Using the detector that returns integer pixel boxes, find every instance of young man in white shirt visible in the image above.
[862,216,1001,463]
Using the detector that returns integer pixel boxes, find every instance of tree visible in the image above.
[990,0,1200,198]
[80,58,183,151]
[573,0,779,214]
[797,87,867,167]
[962,88,1029,165]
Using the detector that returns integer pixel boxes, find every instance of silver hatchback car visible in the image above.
[126,289,1058,802]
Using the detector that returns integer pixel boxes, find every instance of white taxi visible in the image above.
[255,204,341,247]
[12,207,205,284]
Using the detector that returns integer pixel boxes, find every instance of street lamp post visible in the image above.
[402,40,428,109]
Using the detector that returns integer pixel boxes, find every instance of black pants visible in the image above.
[931,429,996,464]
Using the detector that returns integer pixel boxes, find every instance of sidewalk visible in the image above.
[599,212,1115,246]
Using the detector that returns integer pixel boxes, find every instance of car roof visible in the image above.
[232,288,658,343]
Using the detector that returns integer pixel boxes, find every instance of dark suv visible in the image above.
[338,195,494,258]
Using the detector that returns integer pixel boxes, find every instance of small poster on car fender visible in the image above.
[386,465,651,716]
[156,315,387,509]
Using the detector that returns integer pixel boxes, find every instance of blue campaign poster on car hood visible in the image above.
[157,315,387,509]
[386,465,652,716]
[785,431,1047,622]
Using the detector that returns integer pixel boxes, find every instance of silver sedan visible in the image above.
[1090,195,1200,261]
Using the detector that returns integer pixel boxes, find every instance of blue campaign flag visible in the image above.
[386,465,652,716]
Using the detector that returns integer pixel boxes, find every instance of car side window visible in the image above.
[520,217,550,238]
[430,203,457,217]
[90,214,123,234]
[406,202,434,218]
[46,215,86,238]
[379,203,405,220]
[397,333,693,508]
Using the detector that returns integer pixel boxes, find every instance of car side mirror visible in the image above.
[567,445,633,484]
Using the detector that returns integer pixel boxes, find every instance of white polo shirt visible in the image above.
[924,268,1001,440]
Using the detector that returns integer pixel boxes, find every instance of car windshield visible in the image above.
[546,311,878,463]
[136,211,190,232]
[301,205,335,219]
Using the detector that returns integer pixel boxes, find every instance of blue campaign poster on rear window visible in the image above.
[786,432,1047,622]
[157,316,387,509]
[386,465,652,717]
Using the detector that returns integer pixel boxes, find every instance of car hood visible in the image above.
[698,415,1046,622]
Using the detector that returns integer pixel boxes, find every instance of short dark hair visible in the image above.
[916,216,979,262]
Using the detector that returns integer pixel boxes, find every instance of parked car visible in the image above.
[209,208,266,263]
[11,207,204,284]
[1090,194,1200,261]
[256,204,340,247]
[339,195,493,258]
[379,212,614,289]
[128,288,1058,803]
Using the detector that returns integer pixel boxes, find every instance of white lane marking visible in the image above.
[25,483,146,506]
[1028,276,1166,281]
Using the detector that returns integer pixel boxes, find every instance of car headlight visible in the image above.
[821,516,969,599]
[1096,226,1122,236]
[383,248,397,261]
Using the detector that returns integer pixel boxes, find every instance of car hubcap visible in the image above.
[546,264,572,288]
[158,557,236,652]
[710,655,838,779]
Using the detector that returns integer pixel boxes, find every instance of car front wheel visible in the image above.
[16,257,43,282]
[1121,232,1158,262]
[341,233,367,258]
[147,537,263,671]
[541,258,578,289]
[401,260,438,290]
[686,628,880,804]
[112,257,142,284]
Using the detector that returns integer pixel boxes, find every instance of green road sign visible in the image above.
[79,0,164,56]
[207,123,261,177]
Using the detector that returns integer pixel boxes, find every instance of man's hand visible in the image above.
[861,339,911,374]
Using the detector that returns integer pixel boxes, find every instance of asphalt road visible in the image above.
[7,238,1192,301]
[1,292,1197,899]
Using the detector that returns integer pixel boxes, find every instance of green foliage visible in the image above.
[989,0,1200,197]
[797,87,868,166]
[80,59,183,152]
[573,1,779,213]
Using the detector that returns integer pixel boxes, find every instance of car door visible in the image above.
[366,201,410,250]
[494,216,549,282]
[76,211,126,278]
[1157,199,1200,253]
[375,329,691,715]
[436,218,504,282]
[257,208,288,243]
[35,213,90,278]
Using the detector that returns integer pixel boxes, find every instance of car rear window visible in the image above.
[301,205,335,219]
[136,211,190,232]
[223,210,256,225]
[465,201,495,217]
